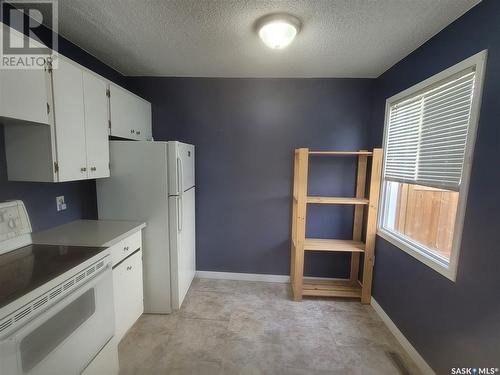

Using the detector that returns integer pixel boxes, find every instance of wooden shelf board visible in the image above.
[302,279,361,298]
[304,238,365,252]
[307,196,369,205]
[308,151,373,156]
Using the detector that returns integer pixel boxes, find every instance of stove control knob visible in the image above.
[8,218,16,229]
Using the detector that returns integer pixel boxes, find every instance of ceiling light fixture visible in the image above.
[256,14,301,50]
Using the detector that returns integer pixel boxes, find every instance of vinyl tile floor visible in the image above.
[118,278,422,375]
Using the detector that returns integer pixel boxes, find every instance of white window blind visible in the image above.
[385,68,476,191]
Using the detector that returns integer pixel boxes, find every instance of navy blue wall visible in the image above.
[4,4,498,370]
[0,9,126,231]
[127,77,374,277]
[370,1,500,373]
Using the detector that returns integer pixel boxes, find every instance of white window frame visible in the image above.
[377,50,487,281]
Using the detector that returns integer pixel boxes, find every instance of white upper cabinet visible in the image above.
[2,56,111,182]
[0,67,50,126]
[52,57,88,182]
[1,25,152,182]
[0,29,50,126]
[109,83,152,141]
[83,71,110,179]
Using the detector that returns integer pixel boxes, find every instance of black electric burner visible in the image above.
[0,244,106,309]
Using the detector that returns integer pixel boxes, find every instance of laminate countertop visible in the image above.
[32,220,146,248]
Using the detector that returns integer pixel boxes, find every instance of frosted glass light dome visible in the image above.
[257,14,301,50]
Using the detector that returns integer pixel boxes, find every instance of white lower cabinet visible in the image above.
[113,248,144,343]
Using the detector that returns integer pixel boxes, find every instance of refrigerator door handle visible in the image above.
[178,195,183,232]
[177,156,184,194]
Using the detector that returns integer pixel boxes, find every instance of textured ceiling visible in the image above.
[55,0,480,78]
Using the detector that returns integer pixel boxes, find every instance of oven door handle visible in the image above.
[1,262,112,342]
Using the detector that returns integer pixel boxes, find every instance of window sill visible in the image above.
[377,228,457,282]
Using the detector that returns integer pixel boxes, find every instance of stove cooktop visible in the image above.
[0,244,106,309]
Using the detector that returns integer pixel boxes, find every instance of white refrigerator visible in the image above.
[96,141,195,313]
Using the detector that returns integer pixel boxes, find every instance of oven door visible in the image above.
[0,266,114,375]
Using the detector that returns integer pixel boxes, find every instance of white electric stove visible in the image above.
[0,201,115,375]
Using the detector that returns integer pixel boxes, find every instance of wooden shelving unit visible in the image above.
[290,148,383,304]
[306,196,369,205]
[302,279,362,298]
[304,238,365,252]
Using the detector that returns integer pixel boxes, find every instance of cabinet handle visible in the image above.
[81,167,87,172]
[91,166,96,171]
[127,266,132,271]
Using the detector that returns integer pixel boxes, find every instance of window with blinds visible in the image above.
[385,68,475,191]
[379,50,486,281]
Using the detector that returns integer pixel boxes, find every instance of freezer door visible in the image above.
[168,142,195,195]
[168,187,196,309]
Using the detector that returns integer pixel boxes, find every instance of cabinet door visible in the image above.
[112,250,144,342]
[133,100,152,141]
[52,58,87,181]
[109,84,152,141]
[0,69,50,125]
[0,28,50,125]
[82,71,110,179]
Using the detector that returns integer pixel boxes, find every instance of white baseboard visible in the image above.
[195,271,345,284]
[195,271,290,283]
[371,298,435,375]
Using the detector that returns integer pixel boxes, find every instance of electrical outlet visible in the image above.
[56,196,67,211]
